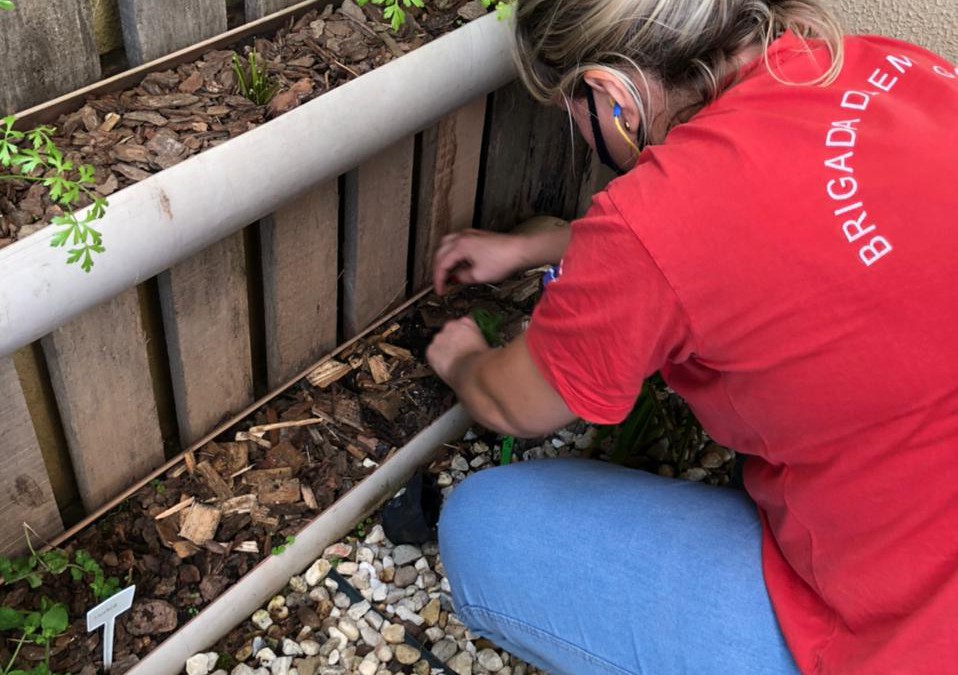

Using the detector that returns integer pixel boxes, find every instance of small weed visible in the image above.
[0,1,13,10]
[270,535,296,556]
[472,308,505,347]
[232,51,279,106]
[149,479,166,495]
[357,0,512,32]
[353,517,373,539]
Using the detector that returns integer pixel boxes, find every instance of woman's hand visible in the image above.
[433,230,525,296]
[427,317,490,385]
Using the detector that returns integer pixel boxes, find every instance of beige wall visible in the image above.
[835,0,957,60]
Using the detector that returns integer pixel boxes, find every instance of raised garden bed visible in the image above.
[0,277,540,674]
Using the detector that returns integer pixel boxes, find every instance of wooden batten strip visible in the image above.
[41,289,166,512]
[0,357,64,556]
[44,286,435,551]
[413,96,488,291]
[159,232,255,446]
[245,0,302,21]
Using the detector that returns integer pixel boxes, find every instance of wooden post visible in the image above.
[413,96,488,292]
[0,0,100,114]
[117,0,228,66]
[0,357,63,556]
[260,181,340,390]
[159,232,254,445]
[343,136,415,338]
[245,0,300,20]
[478,81,590,232]
[40,288,165,512]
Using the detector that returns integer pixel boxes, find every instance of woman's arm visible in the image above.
[427,318,576,438]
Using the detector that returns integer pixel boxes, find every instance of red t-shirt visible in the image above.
[526,33,958,675]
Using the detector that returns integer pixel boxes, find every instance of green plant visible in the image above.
[354,517,373,539]
[472,308,505,348]
[0,597,68,675]
[0,1,14,10]
[232,51,279,106]
[0,116,108,272]
[596,376,706,470]
[270,535,296,556]
[355,0,424,31]
[481,0,513,20]
[0,528,119,603]
[149,478,166,495]
[499,435,514,466]
[357,0,512,32]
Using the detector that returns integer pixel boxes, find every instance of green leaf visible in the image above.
[40,604,68,635]
[25,573,43,589]
[495,2,513,20]
[0,1,15,11]
[39,550,69,575]
[77,164,95,184]
[0,606,24,630]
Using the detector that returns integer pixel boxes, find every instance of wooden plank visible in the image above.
[343,136,415,338]
[0,0,100,114]
[117,0,228,66]
[413,96,487,292]
[40,288,165,512]
[245,0,300,20]
[0,357,63,556]
[159,232,254,445]
[478,80,590,232]
[260,181,340,390]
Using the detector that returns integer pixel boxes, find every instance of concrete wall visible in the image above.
[835,0,957,60]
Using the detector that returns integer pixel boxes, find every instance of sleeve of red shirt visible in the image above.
[525,189,695,425]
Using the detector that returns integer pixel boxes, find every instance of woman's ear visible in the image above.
[581,69,640,132]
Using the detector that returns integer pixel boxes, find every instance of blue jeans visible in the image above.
[438,459,800,675]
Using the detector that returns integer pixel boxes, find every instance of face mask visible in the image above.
[585,87,627,176]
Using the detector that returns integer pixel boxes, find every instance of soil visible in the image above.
[0,0,487,248]
[0,277,540,674]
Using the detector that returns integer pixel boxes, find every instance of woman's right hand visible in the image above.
[433,229,526,295]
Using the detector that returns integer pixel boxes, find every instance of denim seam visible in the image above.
[458,604,641,675]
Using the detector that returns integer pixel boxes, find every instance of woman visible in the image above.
[427,1,957,674]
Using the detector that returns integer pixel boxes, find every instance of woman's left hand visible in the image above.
[427,317,490,385]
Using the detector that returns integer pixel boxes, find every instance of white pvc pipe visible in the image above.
[0,15,516,358]
[129,404,472,675]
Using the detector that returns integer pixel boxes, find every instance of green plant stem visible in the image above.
[4,634,27,674]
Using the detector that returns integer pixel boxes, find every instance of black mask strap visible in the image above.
[586,87,626,176]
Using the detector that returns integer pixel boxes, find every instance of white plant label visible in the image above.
[86,585,136,672]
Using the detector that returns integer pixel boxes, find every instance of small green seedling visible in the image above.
[472,308,506,348]
[232,51,279,106]
[0,527,120,602]
[0,116,108,272]
[271,535,296,556]
[354,517,373,539]
[0,597,69,675]
[499,435,514,466]
[355,0,424,32]
[0,1,14,10]
[481,0,513,20]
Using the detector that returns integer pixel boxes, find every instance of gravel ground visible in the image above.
[182,422,735,675]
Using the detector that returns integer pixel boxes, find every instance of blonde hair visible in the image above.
[515,0,845,146]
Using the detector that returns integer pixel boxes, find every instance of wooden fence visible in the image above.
[0,1,605,556]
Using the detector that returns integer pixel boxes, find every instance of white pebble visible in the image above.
[338,561,359,576]
[348,600,371,621]
[300,640,320,656]
[305,559,332,587]
[365,524,386,545]
[251,609,272,630]
[185,654,211,675]
[281,639,302,656]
